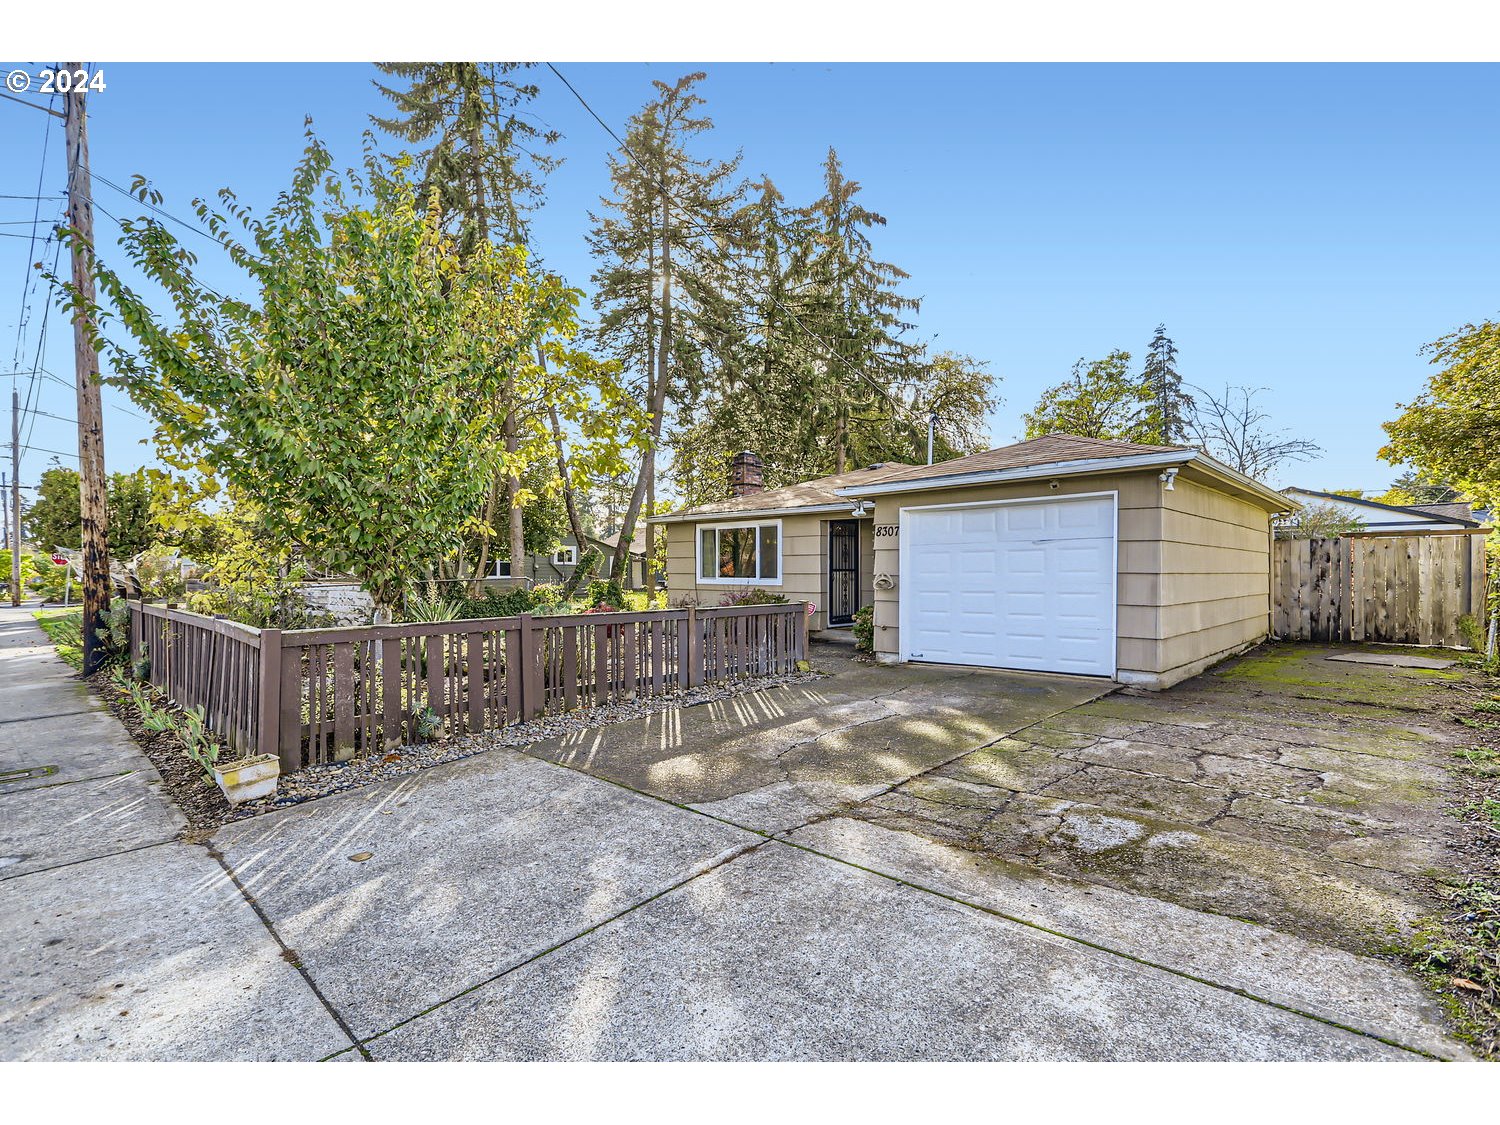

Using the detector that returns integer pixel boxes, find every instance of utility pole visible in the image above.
[63,66,110,673]
[9,391,19,604]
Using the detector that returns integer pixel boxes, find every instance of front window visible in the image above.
[698,521,781,583]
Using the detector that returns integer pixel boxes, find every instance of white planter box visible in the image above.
[213,754,280,805]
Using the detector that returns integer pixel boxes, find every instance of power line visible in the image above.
[545,63,925,429]
[91,170,235,249]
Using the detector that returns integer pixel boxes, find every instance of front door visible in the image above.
[828,520,859,626]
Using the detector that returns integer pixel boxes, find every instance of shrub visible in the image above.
[852,604,875,654]
[717,588,789,607]
[586,577,627,610]
[187,584,335,630]
[96,598,132,665]
[132,550,188,602]
[403,581,462,623]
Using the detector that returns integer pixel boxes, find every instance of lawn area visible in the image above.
[33,607,84,670]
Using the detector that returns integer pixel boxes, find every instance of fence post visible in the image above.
[685,606,702,688]
[798,603,809,662]
[256,627,281,762]
[518,613,542,719]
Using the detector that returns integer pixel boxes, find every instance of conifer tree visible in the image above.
[1140,323,1193,444]
[587,72,743,583]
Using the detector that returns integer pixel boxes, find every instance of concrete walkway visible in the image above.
[0,604,354,1059]
[0,612,1468,1060]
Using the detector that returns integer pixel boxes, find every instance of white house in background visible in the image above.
[1282,487,1488,532]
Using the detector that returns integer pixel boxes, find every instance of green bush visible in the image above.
[586,577,626,610]
[716,588,790,607]
[187,584,335,630]
[455,582,565,620]
[852,604,875,654]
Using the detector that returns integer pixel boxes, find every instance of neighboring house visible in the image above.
[1281,487,1487,533]
[488,530,647,589]
[653,436,1293,691]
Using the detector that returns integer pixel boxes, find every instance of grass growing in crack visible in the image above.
[1406,878,1500,1059]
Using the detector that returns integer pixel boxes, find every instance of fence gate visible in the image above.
[1273,531,1489,647]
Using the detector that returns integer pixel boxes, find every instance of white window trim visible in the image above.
[552,545,578,566]
[694,518,784,586]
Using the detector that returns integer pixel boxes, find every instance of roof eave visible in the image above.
[835,450,1197,498]
[650,500,860,525]
[837,449,1294,512]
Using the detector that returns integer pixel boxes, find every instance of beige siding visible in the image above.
[1149,472,1273,681]
[662,511,873,632]
[868,467,1274,689]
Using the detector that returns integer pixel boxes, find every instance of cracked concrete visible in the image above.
[843,643,1467,959]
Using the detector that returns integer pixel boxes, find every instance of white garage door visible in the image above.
[901,495,1116,676]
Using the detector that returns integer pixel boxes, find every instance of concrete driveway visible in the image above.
[1,610,1469,1060]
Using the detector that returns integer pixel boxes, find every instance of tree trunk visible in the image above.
[505,409,524,587]
[471,472,500,596]
[611,193,670,581]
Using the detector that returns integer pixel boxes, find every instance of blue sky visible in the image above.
[2,62,1497,495]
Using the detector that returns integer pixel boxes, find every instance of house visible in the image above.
[1281,487,1488,533]
[654,437,1293,690]
[654,453,917,632]
[489,529,648,589]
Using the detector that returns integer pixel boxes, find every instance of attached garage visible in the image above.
[901,494,1117,677]
[839,434,1295,690]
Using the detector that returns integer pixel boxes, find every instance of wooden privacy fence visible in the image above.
[128,601,810,774]
[1273,530,1489,646]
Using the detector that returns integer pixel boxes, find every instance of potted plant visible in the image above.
[212,754,280,805]
[176,705,278,805]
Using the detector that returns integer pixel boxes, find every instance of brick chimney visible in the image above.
[729,450,764,497]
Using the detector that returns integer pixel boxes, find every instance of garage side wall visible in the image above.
[663,511,835,630]
[1147,471,1273,686]
[869,473,1165,675]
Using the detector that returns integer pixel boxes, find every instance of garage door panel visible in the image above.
[903,496,1115,677]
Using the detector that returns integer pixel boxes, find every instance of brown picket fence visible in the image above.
[127,601,809,773]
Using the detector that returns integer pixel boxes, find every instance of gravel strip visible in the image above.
[235,670,826,818]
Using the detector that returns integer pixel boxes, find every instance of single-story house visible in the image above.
[1281,487,1489,533]
[654,436,1294,690]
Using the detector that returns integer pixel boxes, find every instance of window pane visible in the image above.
[718,527,754,578]
[759,525,779,579]
[700,529,715,580]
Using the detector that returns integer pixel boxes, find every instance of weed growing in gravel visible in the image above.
[1408,878,1500,1059]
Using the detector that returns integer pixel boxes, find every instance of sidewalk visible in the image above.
[0,602,353,1060]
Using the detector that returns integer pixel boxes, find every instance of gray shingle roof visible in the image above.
[663,462,917,520]
[838,434,1192,491]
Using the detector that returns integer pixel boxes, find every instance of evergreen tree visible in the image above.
[1140,324,1193,443]
[374,63,607,591]
[587,72,743,582]
[796,148,925,473]
[372,62,557,252]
